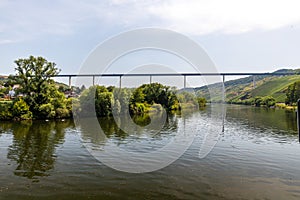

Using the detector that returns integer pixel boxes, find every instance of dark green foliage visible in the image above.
[197,97,206,107]
[95,92,113,117]
[286,81,300,105]
[79,85,114,117]
[0,101,13,120]
[79,83,201,117]
[139,83,179,111]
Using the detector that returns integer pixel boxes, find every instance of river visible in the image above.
[0,105,299,200]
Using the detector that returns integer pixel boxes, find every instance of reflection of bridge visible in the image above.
[55,72,298,88]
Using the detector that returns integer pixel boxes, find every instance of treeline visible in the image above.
[0,56,206,120]
[0,83,206,120]
[229,80,300,107]
[229,96,276,107]
[78,83,206,117]
[285,81,300,105]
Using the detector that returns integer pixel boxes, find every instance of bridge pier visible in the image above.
[150,75,152,84]
[298,99,300,142]
[183,75,186,88]
[222,75,225,103]
[119,76,122,88]
[92,76,95,86]
[68,76,72,88]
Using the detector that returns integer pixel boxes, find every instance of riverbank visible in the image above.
[275,103,297,111]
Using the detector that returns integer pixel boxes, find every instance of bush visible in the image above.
[197,97,206,107]
[55,108,70,118]
[12,98,32,120]
[263,96,276,107]
[0,101,13,120]
[130,103,146,114]
[38,103,55,119]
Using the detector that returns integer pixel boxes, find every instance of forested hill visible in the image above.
[195,69,300,103]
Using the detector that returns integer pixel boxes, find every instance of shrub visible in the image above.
[38,103,55,119]
[130,103,146,114]
[12,98,32,120]
[55,108,70,119]
[197,97,206,107]
[0,101,13,120]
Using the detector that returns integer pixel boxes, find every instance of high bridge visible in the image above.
[54,72,298,88]
[54,72,300,141]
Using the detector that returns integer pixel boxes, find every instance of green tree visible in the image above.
[197,97,207,107]
[79,85,114,117]
[130,87,145,104]
[9,56,68,118]
[254,96,263,107]
[9,56,60,111]
[286,81,300,105]
[139,83,178,111]
[262,96,276,107]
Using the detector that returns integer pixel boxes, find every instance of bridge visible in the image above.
[54,72,298,88]
[53,72,300,141]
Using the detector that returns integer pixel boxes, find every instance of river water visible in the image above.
[0,105,299,200]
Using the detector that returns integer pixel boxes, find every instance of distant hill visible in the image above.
[195,69,300,103]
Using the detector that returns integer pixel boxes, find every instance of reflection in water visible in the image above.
[225,105,297,134]
[1,105,300,199]
[4,120,74,180]
[80,113,179,146]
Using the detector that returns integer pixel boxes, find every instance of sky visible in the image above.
[1,0,300,87]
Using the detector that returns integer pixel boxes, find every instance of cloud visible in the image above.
[1,0,300,44]
[147,0,300,35]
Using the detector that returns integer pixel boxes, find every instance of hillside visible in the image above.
[195,69,300,103]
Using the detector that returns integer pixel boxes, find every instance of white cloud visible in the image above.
[147,0,300,35]
[1,0,300,43]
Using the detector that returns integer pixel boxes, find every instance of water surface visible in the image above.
[0,105,300,200]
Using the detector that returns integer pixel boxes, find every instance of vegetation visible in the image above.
[78,83,206,118]
[0,56,210,120]
[196,69,300,108]
[285,81,300,105]
[0,56,73,120]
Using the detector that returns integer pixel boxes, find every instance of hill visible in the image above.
[195,69,300,103]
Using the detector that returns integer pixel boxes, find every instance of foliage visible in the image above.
[130,103,146,114]
[197,97,207,107]
[95,92,114,117]
[12,98,33,120]
[285,81,300,105]
[9,56,60,113]
[38,103,55,119]
[79,83,204,117]
[195,68,300,103]
[0,101,13,120]
[6,56,73,119]
[113,88,132,114]
[79,85,114,117]
[139,83,179,111]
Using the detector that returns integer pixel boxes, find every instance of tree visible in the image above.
[286,81,300,105]
[9,56,66,117]
[262,96,276,107]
